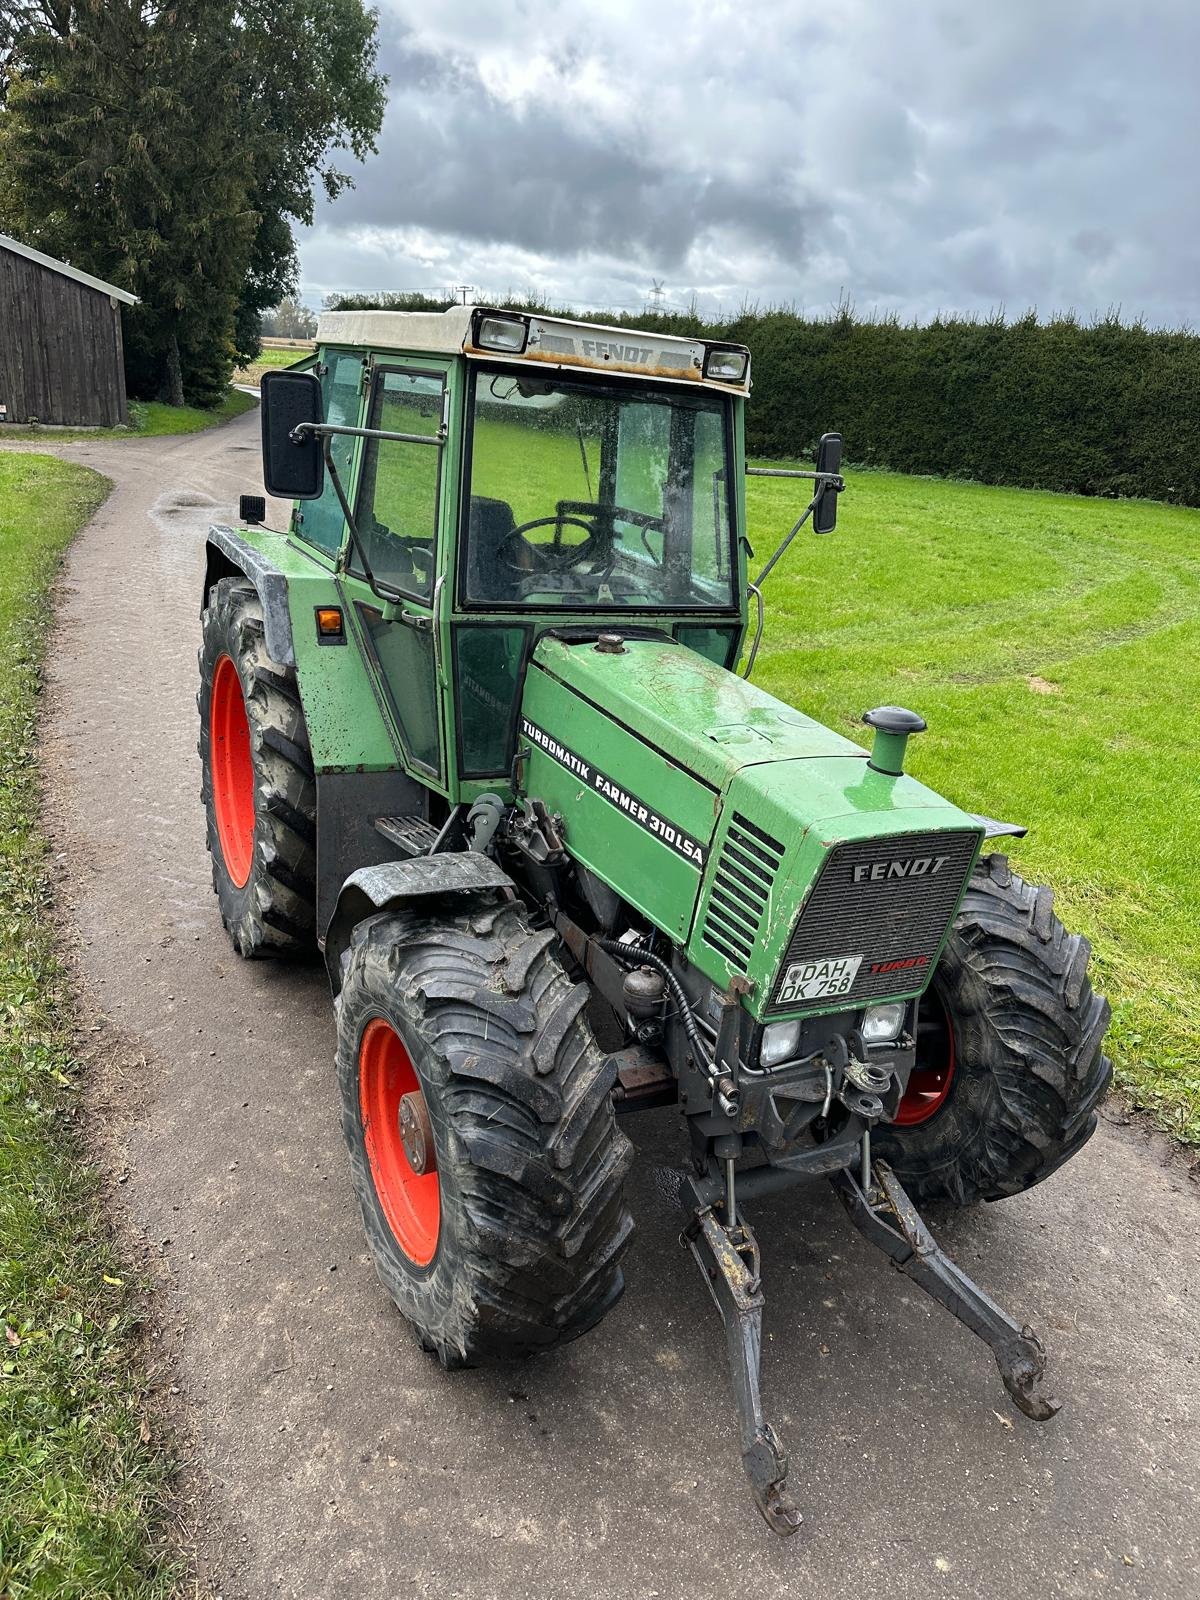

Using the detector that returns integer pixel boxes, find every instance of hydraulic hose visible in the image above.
[598,939,713,1068]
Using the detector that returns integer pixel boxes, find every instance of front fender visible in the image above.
[323,855,516,994]
[202,525,295,667]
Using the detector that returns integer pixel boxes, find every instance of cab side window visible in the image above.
[353,369,445,603]
[294,354,362,556]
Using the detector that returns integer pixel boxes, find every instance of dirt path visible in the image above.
[18,411,1200,1599]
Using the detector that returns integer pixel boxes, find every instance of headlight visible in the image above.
[861,1002,907,1044]
[474,312,529,353]
[760,1019,802,1068]
[703,344,750,384]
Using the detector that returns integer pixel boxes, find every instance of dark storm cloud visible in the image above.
[300,1,1200,327]
[330,25,828,270]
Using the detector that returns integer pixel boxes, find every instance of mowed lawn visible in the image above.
[0,387,256,444]
[0,455,174,1595]
[747,465,1200,1140]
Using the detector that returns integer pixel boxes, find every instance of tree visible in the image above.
[230,0,386,366]
[0,0,384,405]
[263,297,318,340]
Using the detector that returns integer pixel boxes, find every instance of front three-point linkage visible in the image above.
[682,1200,802,1536]
[831,1159,1061,1422]
[680,1146,1060,1537]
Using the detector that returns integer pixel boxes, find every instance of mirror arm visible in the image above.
[316,435,403,606]
[753,494,817,587]
[291,421,447,449]
[746,471,845,588]
[746,467,844,485]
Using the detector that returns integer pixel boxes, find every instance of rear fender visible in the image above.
[323,855,516,994]
[202,525,294,667]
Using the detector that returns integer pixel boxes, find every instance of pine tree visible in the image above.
[0,0,384,405]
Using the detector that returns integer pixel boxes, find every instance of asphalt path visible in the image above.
[17,410,1199,1598]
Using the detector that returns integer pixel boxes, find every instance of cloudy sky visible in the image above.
[297,1,1200,327]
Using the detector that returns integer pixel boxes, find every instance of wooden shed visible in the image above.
[0,233,138,427]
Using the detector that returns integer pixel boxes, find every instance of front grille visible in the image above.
[700,814,784,972]
[767,830,979,1014]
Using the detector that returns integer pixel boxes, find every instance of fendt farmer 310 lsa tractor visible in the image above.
[198,307,1112,1535]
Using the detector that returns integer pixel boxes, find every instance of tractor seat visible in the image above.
[467,496,522,602]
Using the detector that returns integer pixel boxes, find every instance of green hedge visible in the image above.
[329,295,1200,504]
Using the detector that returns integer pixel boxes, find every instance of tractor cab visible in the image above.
[256,305,759,795]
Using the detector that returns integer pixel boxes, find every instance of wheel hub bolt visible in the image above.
[398,1091,436,1176]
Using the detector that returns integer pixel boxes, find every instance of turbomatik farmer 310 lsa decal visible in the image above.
[197,303,1113,1538]
[521,718,706,867]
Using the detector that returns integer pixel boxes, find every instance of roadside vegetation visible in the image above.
[1,388,256,445]
[749,465,1200,1142]
[0,455,174,1596]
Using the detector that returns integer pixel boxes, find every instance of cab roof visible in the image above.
[316,305,751,394]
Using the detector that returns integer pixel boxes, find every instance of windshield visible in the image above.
[461,370,736,609]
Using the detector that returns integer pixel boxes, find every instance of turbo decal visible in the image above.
[520,718,706,869]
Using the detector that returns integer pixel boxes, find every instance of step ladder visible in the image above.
[373,814,441,858]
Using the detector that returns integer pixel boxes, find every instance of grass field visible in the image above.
[232,344,313,388]
[0,388,256,444]
[0,455,174,1596]
[748,464,1200,1141]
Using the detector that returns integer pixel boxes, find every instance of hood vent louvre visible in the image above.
[701,815,784,972]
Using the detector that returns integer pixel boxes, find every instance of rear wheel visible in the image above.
[336,896,635,1365]
[875,853,1112,1205]
[198,578,317,958]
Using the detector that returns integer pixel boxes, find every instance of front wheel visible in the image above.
[335,896,635,1365]
[875,853,1113,1205]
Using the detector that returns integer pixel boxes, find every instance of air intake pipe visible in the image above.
[863,705,926,776]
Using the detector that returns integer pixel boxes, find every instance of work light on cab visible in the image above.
[703,344,750,384]
[473,311,529,353]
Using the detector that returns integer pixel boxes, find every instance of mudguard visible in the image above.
[323,855,516,994]
[202,525,295,667]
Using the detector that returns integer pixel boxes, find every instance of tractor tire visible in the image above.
[198,577,317,958]
[335,896,635,1365]
[874,853,1112,1206]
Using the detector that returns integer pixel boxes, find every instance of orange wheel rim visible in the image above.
[210,654,255,888]
[358,1017,440,1266]
[895,993,957,1126]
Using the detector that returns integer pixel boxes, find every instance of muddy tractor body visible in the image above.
[198,307,1111,1534]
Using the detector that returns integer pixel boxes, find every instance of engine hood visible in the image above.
[520,635,983,1018]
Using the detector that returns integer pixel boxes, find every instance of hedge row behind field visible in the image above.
[328,294,1200,505]
[722,310,1200,504]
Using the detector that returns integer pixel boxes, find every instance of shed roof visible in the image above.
[0,232,138,305]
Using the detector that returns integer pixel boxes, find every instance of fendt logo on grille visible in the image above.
[852,855,950,884]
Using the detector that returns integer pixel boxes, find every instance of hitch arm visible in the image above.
[683,1204,802,1536]
[832,1161,1061,1422]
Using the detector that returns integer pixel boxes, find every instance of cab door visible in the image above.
[340,361,451,787]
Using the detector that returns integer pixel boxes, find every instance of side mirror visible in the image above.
[260,369,324,500]
[813,431,843,534]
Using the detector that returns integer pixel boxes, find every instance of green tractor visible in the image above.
[198,307,1111,1535]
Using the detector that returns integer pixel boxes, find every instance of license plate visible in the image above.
[776,954,863,1005]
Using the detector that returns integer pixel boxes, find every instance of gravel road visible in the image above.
[18,410,1200,1599]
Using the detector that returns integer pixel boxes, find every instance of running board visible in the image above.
[374,814,440,858]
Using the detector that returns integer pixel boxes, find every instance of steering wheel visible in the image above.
[497,514,607,575]
[556,500,666,563]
